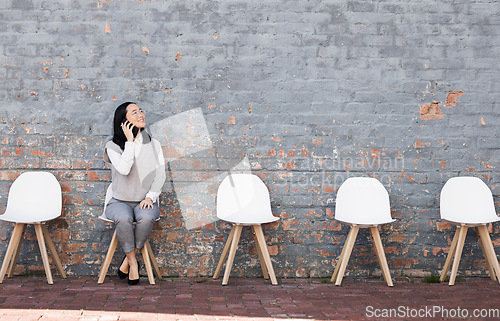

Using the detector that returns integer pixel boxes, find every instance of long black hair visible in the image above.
[112,102,141,150]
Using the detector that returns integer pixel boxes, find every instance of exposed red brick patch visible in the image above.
[384,246,398,254]
[320,222,341,231]
[436,221,452,232]
[312,138,323,146]
[414,139,427,149]
[323,185,334,193]
[444,90,465,108]
[30,149,53,157]
[0,171,21,181]
[394,258,412,269]
[62,243,87,253]
[389,234,407,242]
[283,160,294,170]
[419,101,443,120]
[161,146,182,159]
[268,245,278,256]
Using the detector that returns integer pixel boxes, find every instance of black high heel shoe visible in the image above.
[117,256,128,280]
[128,277,140,285]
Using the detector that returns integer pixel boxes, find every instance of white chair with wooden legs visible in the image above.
[331,177,395,286]
[97,184,162,285]
[213,173,280,285]
[0,172,66,285]
[439,177,500,286]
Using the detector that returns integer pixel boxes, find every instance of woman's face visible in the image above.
[125,104,146,128]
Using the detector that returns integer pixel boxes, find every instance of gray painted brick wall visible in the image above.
[0,0,499,279]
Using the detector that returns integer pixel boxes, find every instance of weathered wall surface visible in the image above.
[0,0,499,279]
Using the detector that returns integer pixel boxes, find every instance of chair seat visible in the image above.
[336,218,396,228]
[98,214,113,223]
[441,217,500,227]
[99,213,160,224]
[0,211,59,224]
[221,215,280,226]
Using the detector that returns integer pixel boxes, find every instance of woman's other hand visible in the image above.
[140,197,153,209]
[121,120,137,142]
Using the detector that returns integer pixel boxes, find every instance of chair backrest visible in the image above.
[99,184,114,222]
[440,177,499,225]
[2,172,62,223]
[335,177,394,226]
[216,173,279,225]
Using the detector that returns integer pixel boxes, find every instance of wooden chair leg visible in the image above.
[213,226,236,279]
[141,246,155,285]
[331,227,354,283]
[145,240,162,280]
[449,225,468,286]
[252,225,269,280]
[477,225,500,283]
[0,223,25,283]
[7,224,26,278]
[41,224,66,278]
[369,228,384,277]
[476,227,496,281]
[253,225,278,285]
[370,226,393,287]
[440,226,460,282]
[222,225,243,285]
[335,225,359,286]
[34,224,53,285]
[98,229,119,284]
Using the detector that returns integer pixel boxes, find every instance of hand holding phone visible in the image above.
[121,120,137,142]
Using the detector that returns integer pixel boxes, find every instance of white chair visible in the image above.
[331,177,395,286]
[0,172,66,284]
[213,173,280,285]
[97,184,162,284]
[439,177,500,285]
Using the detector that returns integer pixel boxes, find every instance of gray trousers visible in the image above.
[105,198,160,253]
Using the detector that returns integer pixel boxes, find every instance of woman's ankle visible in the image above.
[128,261,139,279]
[119,256,129,273]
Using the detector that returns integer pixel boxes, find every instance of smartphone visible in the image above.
[122,120,141,137]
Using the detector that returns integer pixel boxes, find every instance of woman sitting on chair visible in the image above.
[104,102,165,285]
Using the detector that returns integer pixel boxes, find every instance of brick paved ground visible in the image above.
[0,276,498,321]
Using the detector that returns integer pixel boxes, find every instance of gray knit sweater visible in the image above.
[104,132,160,202]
